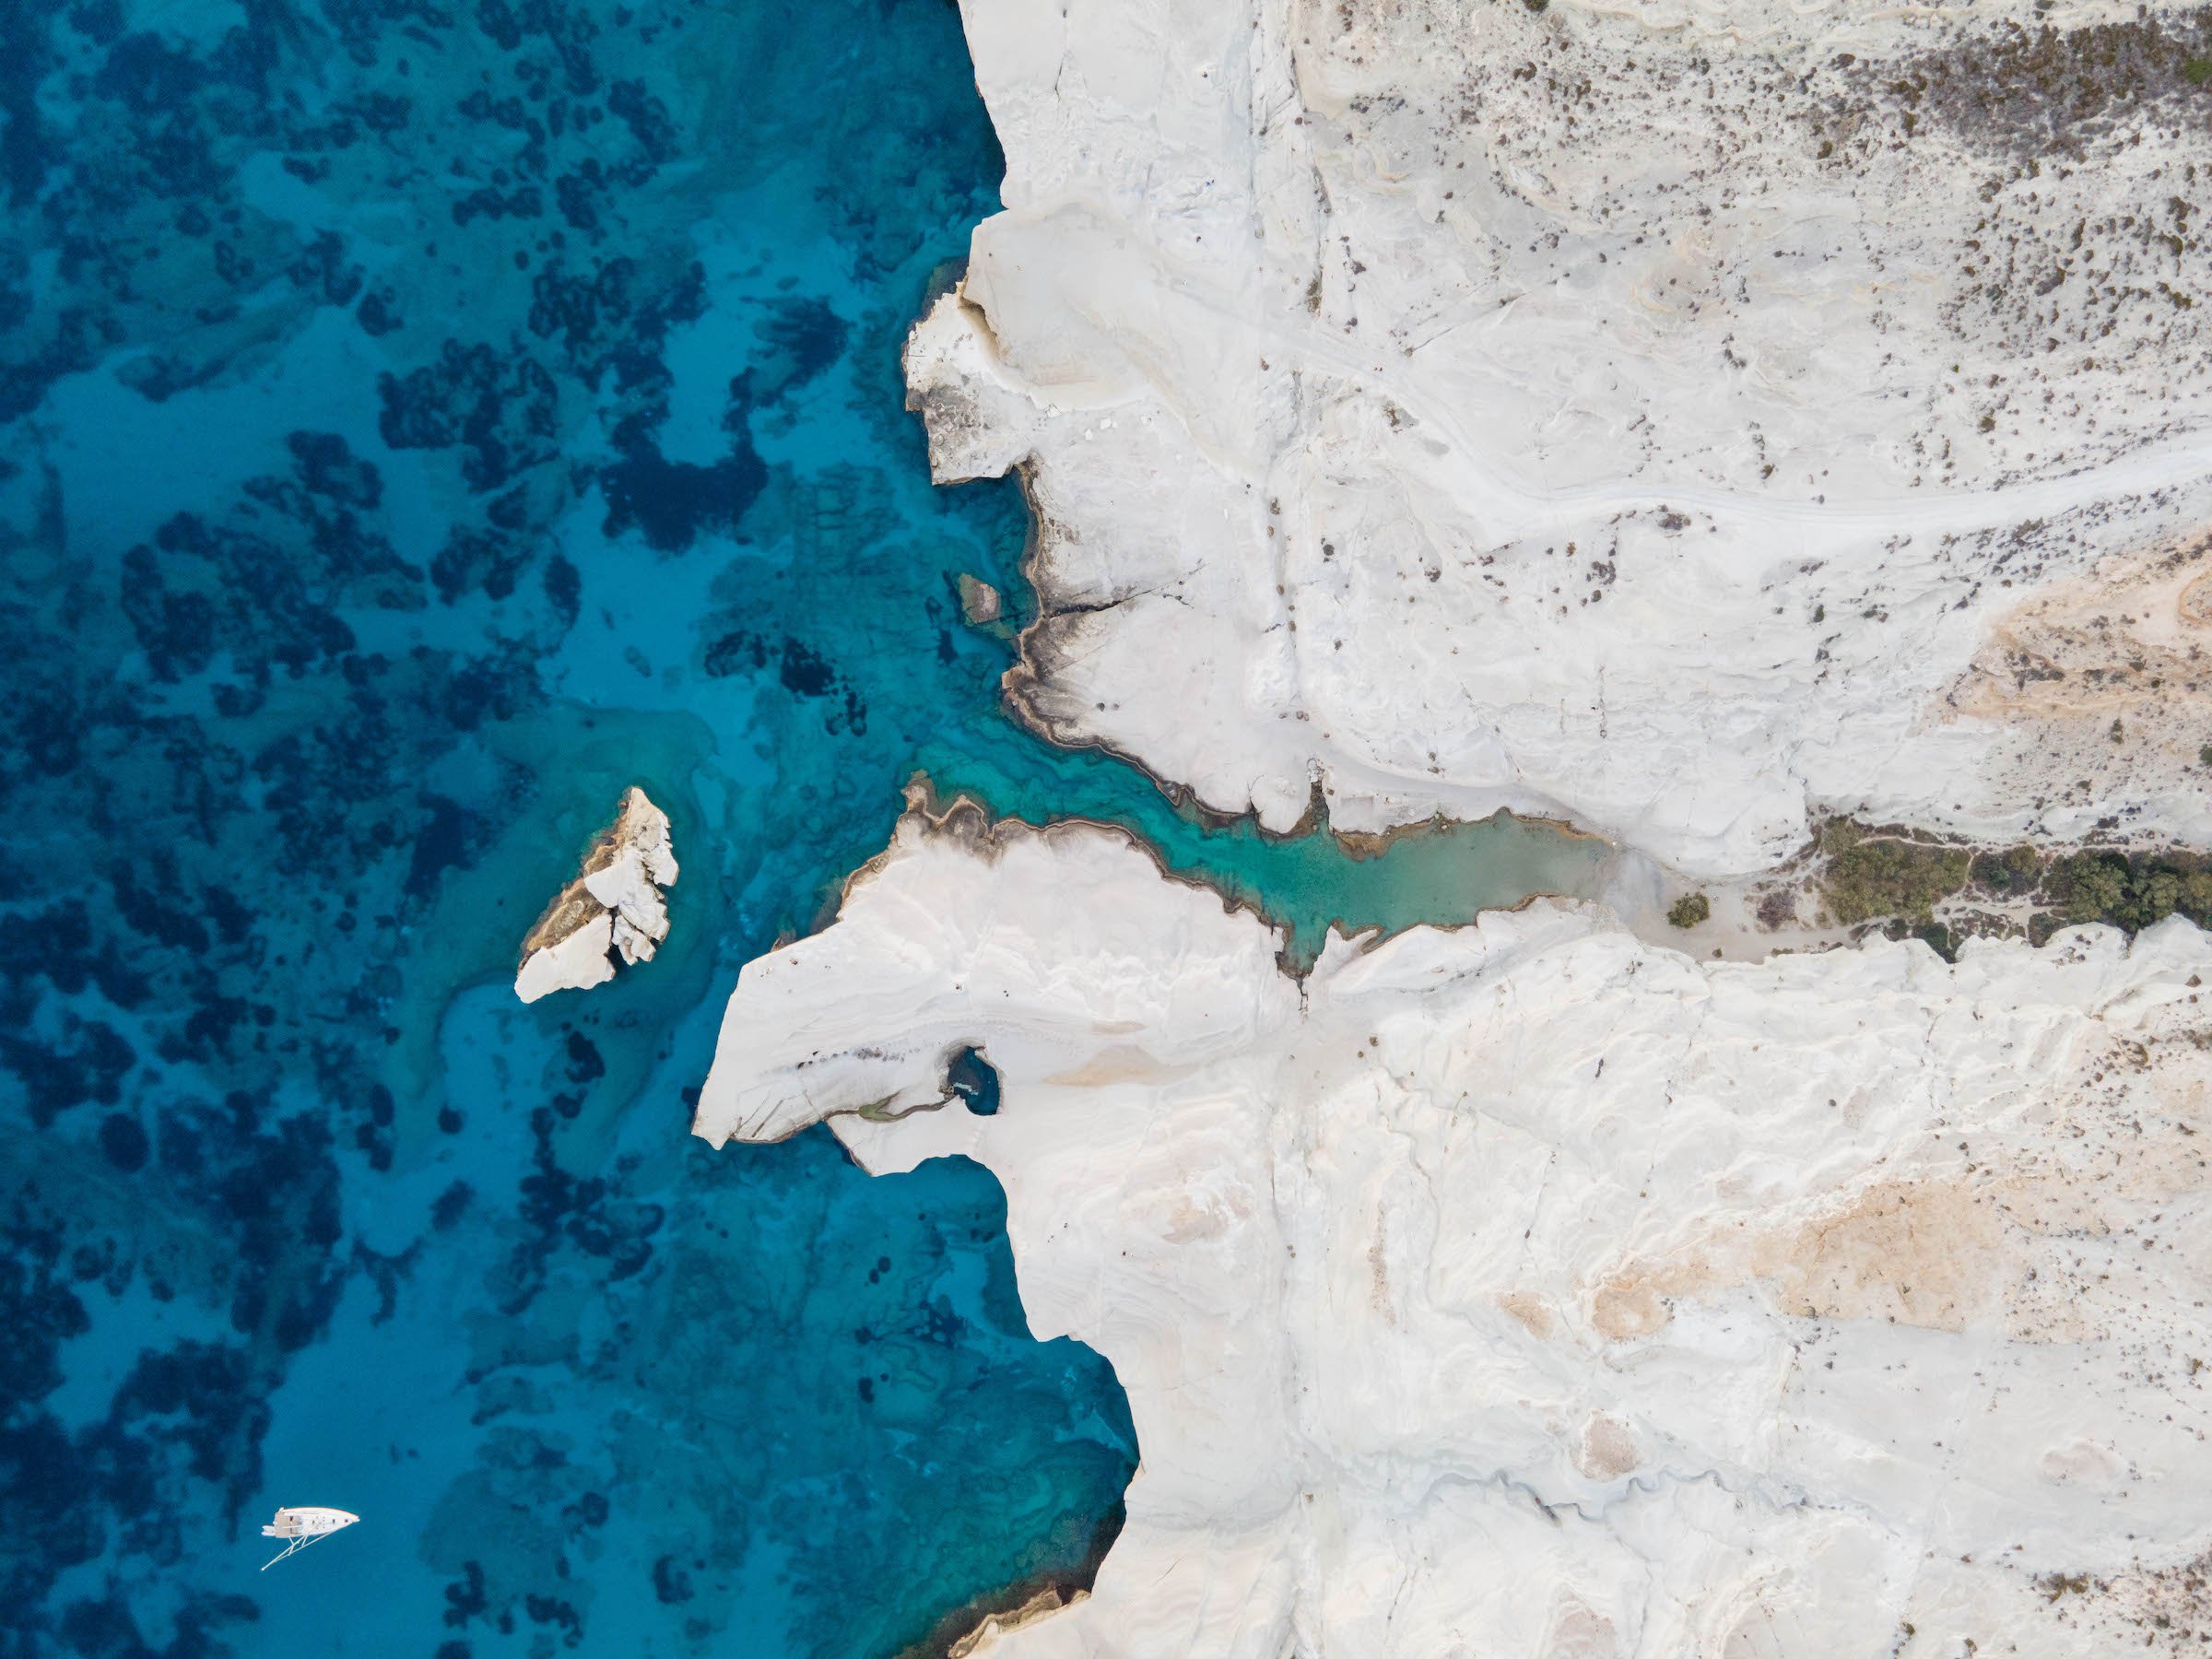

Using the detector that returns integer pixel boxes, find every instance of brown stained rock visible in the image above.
[1589,1015,2212,1347]
[514,786,677,1003]
[957,571,1003,627]
[1571,1413,1641,1480]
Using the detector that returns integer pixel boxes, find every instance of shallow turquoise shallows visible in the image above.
[0,0,1612,1653]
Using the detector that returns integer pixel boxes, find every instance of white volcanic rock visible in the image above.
[912,0,2212,876]
[698,809,2212,1656]
[514,786,678,1003]
[514,912,618,1003]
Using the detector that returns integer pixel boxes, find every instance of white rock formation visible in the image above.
[698,808,2212,1656]
[682,1,2212,1642]
[912,0,2212,877]
[514,786,678,1003]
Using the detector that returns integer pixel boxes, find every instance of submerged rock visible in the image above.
[956,572,1003,627]
[514,787,678,1004]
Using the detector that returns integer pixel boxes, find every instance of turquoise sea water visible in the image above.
[0,0,1613,1653]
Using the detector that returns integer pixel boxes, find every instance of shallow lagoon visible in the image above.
[0,0,1610,1653]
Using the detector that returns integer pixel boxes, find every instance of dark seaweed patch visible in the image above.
[0,0,1126,1649]
[596,432,766,552]
[97,1113,148,1173]
[378,340,559,494]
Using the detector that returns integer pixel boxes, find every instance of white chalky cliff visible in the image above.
[696,0,2212,1650]
[909,0,2212,877]
[698,810,2212,1656]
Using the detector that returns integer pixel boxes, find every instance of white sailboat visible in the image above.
[259,1506,360,1570]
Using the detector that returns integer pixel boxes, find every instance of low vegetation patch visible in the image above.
[1666,892,1711,928]
[1818,821,1971,925]
[1815,818,2212,954]
[2039,852,2212,937]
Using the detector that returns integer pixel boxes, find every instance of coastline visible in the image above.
[698,798,2212,1656]
[808,0,2212,1645]
[899,0,2212,880]
[897,1509,1127,1659]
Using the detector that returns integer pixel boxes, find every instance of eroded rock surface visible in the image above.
[959,571,1006,626]
[698,811,2212,1656]
[912,0,2212,877]
[515,786,678,1003]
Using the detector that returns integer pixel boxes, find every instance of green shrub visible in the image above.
[2051,852,2133,924]
[1667,892,1711,928]
[1822,819,2212,941]
[1912,920,1959,962]
[2132,870,2183,929]
[2047,855,2212,930]
[2183,872,2212,924]
[1968,843,2044,897]
[1821,838,1970,924]
[1818,818,1866,856]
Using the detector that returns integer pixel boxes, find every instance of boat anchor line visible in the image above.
[259,1506,360,1571]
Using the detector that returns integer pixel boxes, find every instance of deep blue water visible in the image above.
[0,0,1614,1653]
[0,3,1141,1654]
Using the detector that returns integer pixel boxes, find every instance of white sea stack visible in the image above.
[514,786,678,1003]
[698,810,2212,1656]
[911,0,2212,877]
